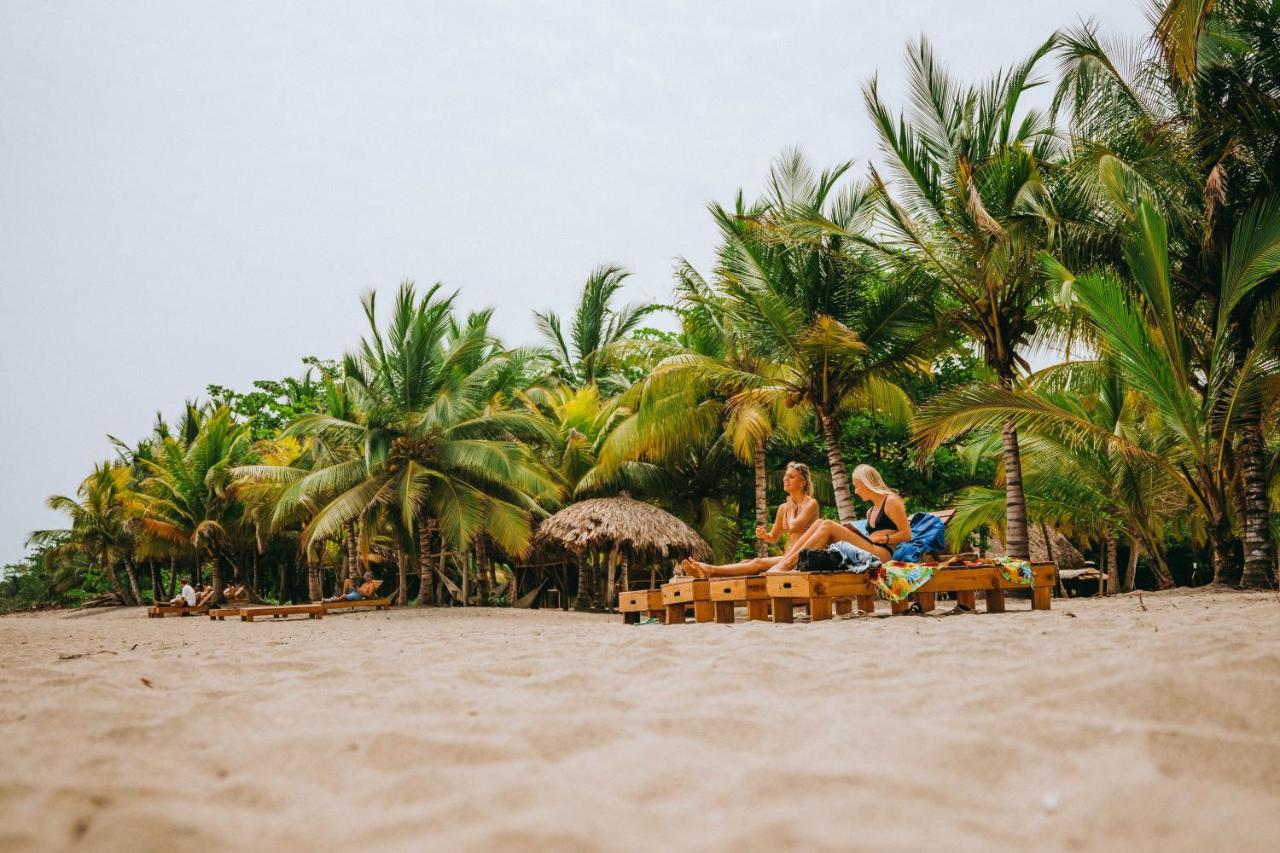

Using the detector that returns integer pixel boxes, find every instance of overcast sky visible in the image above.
[0,1,1150,568]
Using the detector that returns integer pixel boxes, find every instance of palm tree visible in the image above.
[267,283,557,604]
[864,36,1069,557]
[533,265,659,393]
[689,152,939,522]
[30,463,143,605]
[1054,1,1280,584]
[131,406,256,603]
[917,201,1280,583]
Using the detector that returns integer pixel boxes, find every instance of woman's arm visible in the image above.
[757,505,787,543]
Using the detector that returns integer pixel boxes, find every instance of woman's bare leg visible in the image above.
[681,556,781,578]
[767,520,891,572]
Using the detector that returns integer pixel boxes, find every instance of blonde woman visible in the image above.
[763,464,912,572]
[681,462,819,578]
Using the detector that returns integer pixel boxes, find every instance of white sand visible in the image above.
[2,588,1279,852]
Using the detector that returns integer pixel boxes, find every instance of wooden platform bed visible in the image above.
[641,561,1056,624]
[147,604,210,618]
[319,596,392,613]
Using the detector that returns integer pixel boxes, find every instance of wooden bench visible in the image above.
[661,578,714,624]
[208,607,244,620]
[320,596,392,613]
[618,589,666,624]
[239,604,324,622]
[147,604,210,618]
[766,572,874,622]
[886,561,1056,613]
[708,576,772,624]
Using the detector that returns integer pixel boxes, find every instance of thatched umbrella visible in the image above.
[533,495,712,611]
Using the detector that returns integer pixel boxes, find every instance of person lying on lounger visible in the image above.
[679,462,819,578]
[324,572,380,602]
[682,464,911,576]
[159,577,198,608]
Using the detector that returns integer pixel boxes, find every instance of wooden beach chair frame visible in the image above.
[660,577,715,623]
[618,589,667,623]
[320,596,392,613]
[709,576,774,623]
[147,604,210,618]
[238,604,325,622]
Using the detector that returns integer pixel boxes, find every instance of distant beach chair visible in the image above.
[147,604,210,618]
[321,596,392,613]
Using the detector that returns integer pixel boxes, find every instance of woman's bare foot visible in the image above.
[681,560,710,578]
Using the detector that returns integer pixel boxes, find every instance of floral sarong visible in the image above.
[994,556,1035,587]
[875,561,938,602]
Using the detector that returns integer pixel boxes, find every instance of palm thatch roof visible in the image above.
[533,495,712,563]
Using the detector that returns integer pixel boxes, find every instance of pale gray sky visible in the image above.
[0,1,1149,567]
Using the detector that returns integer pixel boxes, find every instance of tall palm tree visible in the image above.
[1055,0,1280,584]
[864,36,1069,556]
[131,406,256,603]
[30,463,142,605]
[917,201,1280,583]
[264,283,557,604]
[689,152,939,521]
[533,265,659,393]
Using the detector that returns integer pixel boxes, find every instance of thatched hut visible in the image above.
[533,495,712,612]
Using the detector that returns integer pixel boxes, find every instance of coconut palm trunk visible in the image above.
[1123,540,1141,592]
[753,439,769,557]
[306,555,322,602]
[818,409,856,523]
[416,513,435,606]
[167,556,178,599]
[149,560,163,603]
[1105,537,1119,596]
[343,521,357,580]
[210,556,224,604]
[121,556,143,606]
[1238,417,1276,589]
[1000,420,1030,560]
[396,550,407,606]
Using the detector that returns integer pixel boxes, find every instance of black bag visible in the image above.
[796,548,845,573]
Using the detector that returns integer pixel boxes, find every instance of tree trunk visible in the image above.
[210,557,224,604]
[1105,537,1119,597]
[167,556,178,599]
[1123,539,1141,592]
[306,555,322,602]
[343,520,357,582]
[620,552,630,598]
[396,550,407,606]
[416,513,435,606]
[818,409,856,523]
[461,549,470,607]
[1000,420,1030,560]
[605,544,620,611]
[574,554,593,612]
[148,560,163,603]
[122,556,143,606]
[1238,417,1276,589]
[753,438,769,557]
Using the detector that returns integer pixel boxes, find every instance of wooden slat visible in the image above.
[710,576,770,601]
[147,605,209,618]
[765,572,874,599]
[661,578,710,605]
[240,605,324,622]
[618,590,664,612]
[915,562,1055,593]
[321,597,391,611]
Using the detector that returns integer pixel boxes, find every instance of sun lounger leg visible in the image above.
[915,592,936,612]
[772,598,795,623]
[857,595,876,614]
[985,588,1006,613]
[746,599,770,621]
[665,603,687,624]
[890,598,910,615]
[956,591,976,610]
[648,609,667,623]
[808,596,832,621]
[1032,587,1052,610]
[693,601,715,623]
[834,598,852,616]
[624,612,639,624]
[714,602,735,624]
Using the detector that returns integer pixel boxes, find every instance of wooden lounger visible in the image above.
[147,604,210,618]
[766,572,875,623]
[239,604,324,622]
[661,578,714,624]
[320,596,392,613]
[209,607,244,620]
[618,589,666,624]
[904,561,1056,613]
[709,576,773,624]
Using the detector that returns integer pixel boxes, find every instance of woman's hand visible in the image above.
[755,525,772,542]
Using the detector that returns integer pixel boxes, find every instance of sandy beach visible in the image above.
[2,589,1278,852]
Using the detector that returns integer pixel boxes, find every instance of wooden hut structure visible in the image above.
[533,495,712,612]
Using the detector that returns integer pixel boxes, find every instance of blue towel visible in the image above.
[827,540,881,573]
[848,512,948,563]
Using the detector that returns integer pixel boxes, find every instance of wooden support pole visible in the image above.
[808,597,832,621]
[693,601,715,624]
[772,598,795,623]
[915,592,936,612]
[1032,587,1052,610]
[746,599,770,621]
[985,587,1006,613]
[714,602,735,624]
[857,595,876,614]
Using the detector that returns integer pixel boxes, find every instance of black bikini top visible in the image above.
[867,500,901,534]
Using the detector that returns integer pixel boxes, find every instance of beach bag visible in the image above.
[798,548,846,573]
